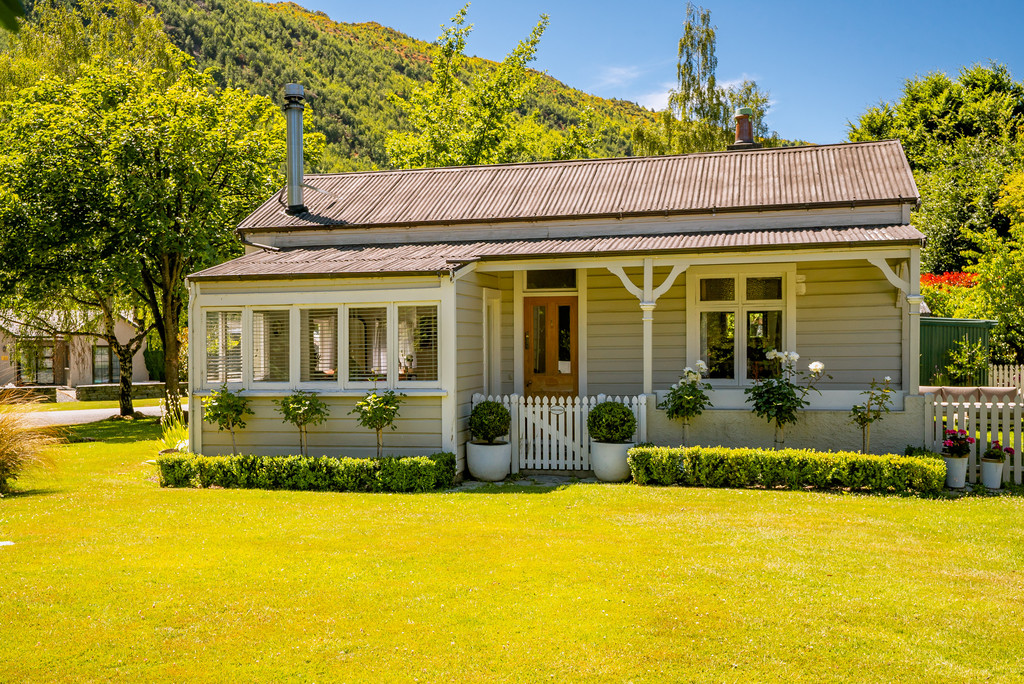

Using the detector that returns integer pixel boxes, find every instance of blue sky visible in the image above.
[300,0,1024,144]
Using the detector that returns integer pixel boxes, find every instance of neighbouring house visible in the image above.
[0,316,151,391]
[187,84,926,470]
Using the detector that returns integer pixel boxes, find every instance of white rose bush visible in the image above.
[744,350,828,447]
[658,360,713,445]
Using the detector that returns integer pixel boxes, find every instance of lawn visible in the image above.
[14,398,165,412]
[1,421,1022,683]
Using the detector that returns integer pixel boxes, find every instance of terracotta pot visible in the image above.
[981,458,1004,490]
[942,454,968,489]
[466,441,511,481]
[590,441,633,482]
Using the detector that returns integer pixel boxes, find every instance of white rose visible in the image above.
[790,352,800,361]
[809,361,824,375]
[766,350,777,360]
[884,376,891,382]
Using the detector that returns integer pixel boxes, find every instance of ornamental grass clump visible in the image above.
[276,390,330,457]
[849,376,894,454]
[744,350,826,447]
[0,389,60,495]
[658,360,712,445]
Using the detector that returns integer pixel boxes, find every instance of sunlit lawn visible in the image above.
[1,420,1022,683]
[14,398,164,412]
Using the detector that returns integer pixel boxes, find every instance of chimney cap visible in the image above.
[735,107,753,117]
[284,83,304,99]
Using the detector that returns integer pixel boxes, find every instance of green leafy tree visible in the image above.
[848,63,1024,273]
[275,390,330,457]
[386,5,598,168]
[202,384,253,457]
[0,22,315,420]
[350,388,404,458]
[632,2,779,156]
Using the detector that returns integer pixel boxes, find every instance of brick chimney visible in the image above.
[727,107,762,151]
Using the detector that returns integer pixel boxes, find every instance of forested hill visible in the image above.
[144,0,653,171]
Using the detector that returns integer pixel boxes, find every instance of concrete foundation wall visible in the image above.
[646,395,928,456]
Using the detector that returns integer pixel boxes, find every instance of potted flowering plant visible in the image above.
[587,401,637,482]
[466,400,512,481]
[941,429,975,489]
[658,360,712,446]
[981,440,1012,490]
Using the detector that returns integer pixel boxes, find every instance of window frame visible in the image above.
[685,264,796,388]
[250,306,292,390]
[203,309,244,389]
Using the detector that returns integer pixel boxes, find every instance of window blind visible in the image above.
[398,305,438,382]
[300,309,339,382]
[206,311,242,383]
[348,307,387,381]
[253,310,290,382]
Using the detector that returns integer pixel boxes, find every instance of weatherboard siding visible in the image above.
[200,396,442,458]
[455,271,498,469]
[795,261,903,389]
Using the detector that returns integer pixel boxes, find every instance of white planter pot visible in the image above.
[466,441,511,482]
[590,441,633,482]
[943,455,968,489]
[981,458,1004,490]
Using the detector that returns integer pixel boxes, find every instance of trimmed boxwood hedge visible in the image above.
[156,452,457,493]
[627,445,945,495]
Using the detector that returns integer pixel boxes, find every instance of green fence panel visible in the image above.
[920,317,996,386]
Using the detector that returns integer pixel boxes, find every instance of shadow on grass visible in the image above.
[3,487,63,499]
[450,483,574,494]
[63,418,162,444]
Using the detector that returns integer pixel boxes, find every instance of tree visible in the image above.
[0,0,24,33]
[632,2,778,156]
[386,5,598,168]
[0,54,304,419]
[848,63,1024,273]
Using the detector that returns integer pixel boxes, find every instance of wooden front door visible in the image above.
[524,296,578,397]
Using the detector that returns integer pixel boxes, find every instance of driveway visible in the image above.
[23,406,168,427]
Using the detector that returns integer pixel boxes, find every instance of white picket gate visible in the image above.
[471,394,647,472]
[924,392,1023,484]
[989,365,1024,390]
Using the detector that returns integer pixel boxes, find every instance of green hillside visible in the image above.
[144,0,653,171]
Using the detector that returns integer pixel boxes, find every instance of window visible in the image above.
[253,310,289,382]
[398,305,438,382]
[301,309,339,382]
[689,270,789,384]
[206,311,242,383]
[348,307,387,382]
[92,345,120,384]
[526,269,576,290]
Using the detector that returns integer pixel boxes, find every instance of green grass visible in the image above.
[1,421,1023,682]
[15,398,164,412]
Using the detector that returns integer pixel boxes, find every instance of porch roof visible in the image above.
[190,224,925,281]
[239,140,919,234]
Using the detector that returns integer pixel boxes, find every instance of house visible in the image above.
[186,85,926,470]
[0,316,151,392]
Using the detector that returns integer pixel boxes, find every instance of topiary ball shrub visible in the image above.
[468,401,511,444]
[587,401,637,443]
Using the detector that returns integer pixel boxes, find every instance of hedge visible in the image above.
[156,452,457,493]
[627,445,946,495]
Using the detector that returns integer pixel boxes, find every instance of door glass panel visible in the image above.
[557,304,571,374]
[700,311,735,379]
[747,310,783,380]
[700,278,735,301]
[746,277,783,300]
[532,305,546,373]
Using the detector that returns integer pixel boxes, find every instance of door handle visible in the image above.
[524,332,529,350]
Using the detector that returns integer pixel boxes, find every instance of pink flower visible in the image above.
[943,440,953,447]
[967,437,975,444]
[958,430,967,436]
[1006,448,1015,456]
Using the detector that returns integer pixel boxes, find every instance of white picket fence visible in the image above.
[989,365,1024,389]
[472,393,647,472]
[924,392,1023,484]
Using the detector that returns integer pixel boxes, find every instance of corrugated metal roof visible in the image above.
[239,140,919,233]
[192,224,925,281]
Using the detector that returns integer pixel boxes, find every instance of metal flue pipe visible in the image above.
[283,83,307,215]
